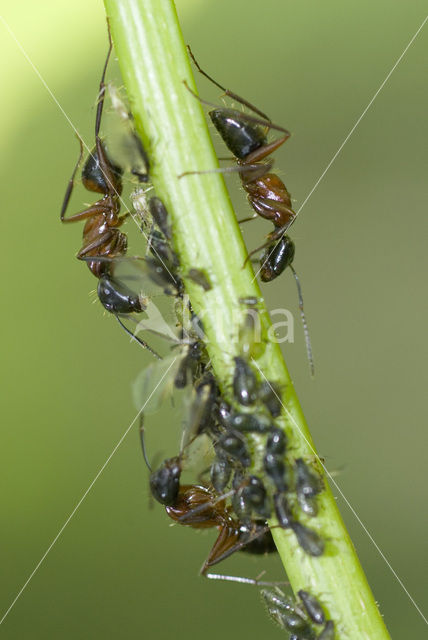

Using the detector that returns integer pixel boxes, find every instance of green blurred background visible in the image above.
[1,0,427,637]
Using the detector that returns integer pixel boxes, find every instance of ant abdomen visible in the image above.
[97,274,145,314]
[260,235,295,282]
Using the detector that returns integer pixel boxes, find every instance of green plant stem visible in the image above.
[103,1,391,637]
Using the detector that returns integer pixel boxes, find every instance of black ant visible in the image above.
[181,46,296,262]
[60,29,128,278]
[59,27,167,359]
[140,422,279,585]
[181,50,314,375]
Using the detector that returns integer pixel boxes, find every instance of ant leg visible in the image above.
[61,201,111,224]
[117,212,130,225]
[94,24,123,197]
[243,228,286,267]
[60,137,84,221]
[130,132,150,181]
[139,415,153,471]
[204,573,289,587]
[178,160,273,181]
[115,315,162,360]
[238,214,259,224]
[177,490,234,524]
[95,22,113,139]
[251,198,296,228]
[76,230,117,259]
[245,135,290,164]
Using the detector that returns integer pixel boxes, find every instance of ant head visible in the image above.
[97,274,145,314]
[209,108,267,160]
[81,142,123,195]
[260,235,295,282]
[149,457,182,506]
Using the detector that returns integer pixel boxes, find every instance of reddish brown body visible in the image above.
[164,484,274,573]
[60,35,129,279]
[242,171,295,232]
[184,46,297,260]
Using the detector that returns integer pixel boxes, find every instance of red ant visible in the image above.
[181,47,296,263]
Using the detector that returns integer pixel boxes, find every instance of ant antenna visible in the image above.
[115,315,162,360]
[139,416,152,471]
[289,266,314,377]
[186,45,271,123]
[182,80,290,136]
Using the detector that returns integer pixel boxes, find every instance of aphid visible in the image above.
[148,196,172,240]
[148,228,181,274]
[174,341,205,389]
[264,454,289,494]
[188,372,219,435]
[238,308,265,359]
[266,427,287,456]
[261,588,294,614]
[186,268,212,291]
[318,620,335,639]
[224,412,274,434]
[295,458,323,517]
[273,493,293,529]
[297,590,326,626]
[258,380,282,418]
[264,428,289,493]
[262,588,333,639]
[290,521,325,557]
[232,475,271,521]
[217,429,251,467]
[233,356,258,406]
[238,295,263,307]
[265,601,316,638]
[210,457,233,493]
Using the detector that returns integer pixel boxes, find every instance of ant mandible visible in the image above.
[181,47,296,263]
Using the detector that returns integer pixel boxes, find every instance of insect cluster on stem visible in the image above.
[60,22,333,637]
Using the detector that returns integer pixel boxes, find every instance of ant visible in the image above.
[181,46,296,263]
[140,421,280,585]
[181,50,314,375]
[60,28,129,278]
[60,27,165,359]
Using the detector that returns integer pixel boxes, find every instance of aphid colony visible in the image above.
[262,588,335,639]
[60,25,333,639]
